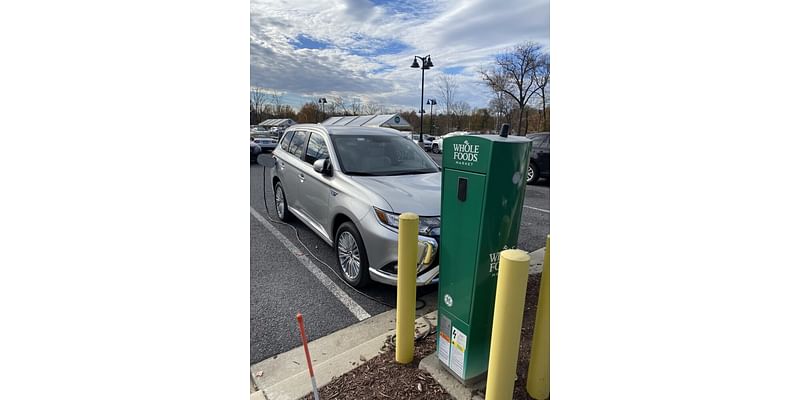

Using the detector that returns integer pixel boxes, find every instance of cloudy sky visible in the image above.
[250,0,549,113]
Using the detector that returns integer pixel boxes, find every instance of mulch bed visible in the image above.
[304,273,545,400]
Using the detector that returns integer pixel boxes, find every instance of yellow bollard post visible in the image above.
[527,235,550,399]
[485,249,531,400]
[395,212,419,364]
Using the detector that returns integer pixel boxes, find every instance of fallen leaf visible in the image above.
[359,355,366,362]
[255,371,263,377]
[417,383,422,391]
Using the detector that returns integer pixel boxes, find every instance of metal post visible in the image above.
[296,313,320,400]
[429,102,435,135]
[396,212,419,364]
[419,68,425,143]
[527,235,550,399]
[485,249,530,400]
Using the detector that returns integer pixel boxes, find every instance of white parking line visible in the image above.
[524,205,550,213]
[250,206,371,321]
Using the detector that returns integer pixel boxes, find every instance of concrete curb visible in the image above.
[249,248,544,400]
[252,309,438,400]
[250,391,267,400]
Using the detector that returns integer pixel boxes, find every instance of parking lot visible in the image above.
[250,151,549,364]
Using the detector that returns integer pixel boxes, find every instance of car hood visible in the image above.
[350,172,441,216]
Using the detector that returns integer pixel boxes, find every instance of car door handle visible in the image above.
[298,173,305,182]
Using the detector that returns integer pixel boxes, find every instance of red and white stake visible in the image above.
[296,313,320,400]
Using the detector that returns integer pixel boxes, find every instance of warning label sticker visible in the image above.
[438,315,451,364]
[450,327,467,379]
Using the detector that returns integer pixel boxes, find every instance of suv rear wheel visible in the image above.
[335,222,371,288]
[432,143,439,154]
[274,181,293,221]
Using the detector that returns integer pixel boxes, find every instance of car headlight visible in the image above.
[374,207,440,236]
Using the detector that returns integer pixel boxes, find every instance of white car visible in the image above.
[431,131,473,154]
[400,133,433,152]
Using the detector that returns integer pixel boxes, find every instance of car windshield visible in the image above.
[331,134,439,176]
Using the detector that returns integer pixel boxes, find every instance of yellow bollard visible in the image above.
[527,235,550,399]
[395,212,419,364]
[485,249,531,400]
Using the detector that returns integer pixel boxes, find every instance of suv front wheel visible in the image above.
[526,162,540,185]
[335,222,371,288]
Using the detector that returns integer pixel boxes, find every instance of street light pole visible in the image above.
[427,98,437,135]
[411,55,433,143]
[318,98,327,123]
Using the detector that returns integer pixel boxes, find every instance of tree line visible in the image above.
[251,41,549,135]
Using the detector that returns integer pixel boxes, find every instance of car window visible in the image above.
[542,135,550,149]
[288,130,309,158]
[305,133,329,164]
[527,135,545,147]
[330,134,439,176]
[279,131,294,151]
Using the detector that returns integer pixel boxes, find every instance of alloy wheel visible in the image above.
[337,231,361,280]
[275,185,285,219]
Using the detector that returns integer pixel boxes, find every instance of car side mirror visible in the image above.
[257,154,276,168]
[313,158,332,176]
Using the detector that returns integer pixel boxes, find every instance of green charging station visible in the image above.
[437,132,532,383]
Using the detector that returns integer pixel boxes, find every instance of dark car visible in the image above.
[525,132,550,184]
[251,138,262,163]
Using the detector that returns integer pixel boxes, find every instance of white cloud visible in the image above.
[250,0,549,111]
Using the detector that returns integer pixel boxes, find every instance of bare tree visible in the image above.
[532,53,550,131]
[296,102,319,123]
[250,87,268,125]
[268,89,284,117]
[332,96,347,115]
[436,74,459,131]
[326,96,339,116]
[488,90,513,131]
[349,97,362,115]
[363,102,381,114]
[451,101,471,130]
[479,41,548,135]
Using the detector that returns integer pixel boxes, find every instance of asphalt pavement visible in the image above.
[250,151,549,365]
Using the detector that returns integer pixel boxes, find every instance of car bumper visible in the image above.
[357,214,439,286]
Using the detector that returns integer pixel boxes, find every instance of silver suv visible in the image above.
[268,124,441,288]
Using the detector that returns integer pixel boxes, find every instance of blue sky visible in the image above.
[250,0,549,113]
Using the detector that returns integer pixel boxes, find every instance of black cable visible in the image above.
[260,164,426,311]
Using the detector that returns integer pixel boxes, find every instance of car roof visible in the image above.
[290,124,404,137]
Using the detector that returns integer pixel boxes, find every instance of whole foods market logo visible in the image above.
[452,140,479,166]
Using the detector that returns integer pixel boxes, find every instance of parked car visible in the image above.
[525,132,550,184]
[269,124,441,288]
[252,133,278,153]
[251,125,268,134]
[404,133,433,152]
[431,131,473,154]
[250,138,262,163]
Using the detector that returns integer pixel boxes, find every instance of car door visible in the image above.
[283,129,310,212]
[539,135,550,176]
[296,132,332,238]
[274,130,294,187]
[528,135,546,170]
